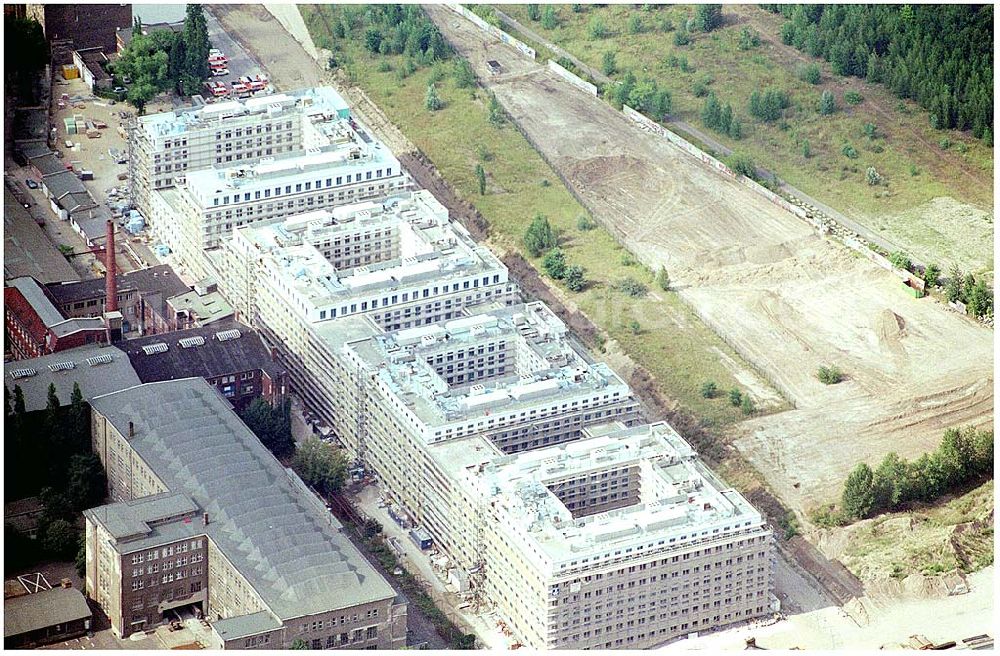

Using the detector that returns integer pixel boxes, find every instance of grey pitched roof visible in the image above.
[4,586,92,638]
[15,141,52,161]
[46,265,189,305]
[30,153,66,177]
[8,276,65,327]
[87,379,395,621]
[116,321,286,383]
[61,192,98,214]
[212,610,283,641]
[43,170,87,198]
[4,344,141,412]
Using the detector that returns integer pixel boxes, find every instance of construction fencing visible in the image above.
[446,4,536,60]
[546,60,597,96]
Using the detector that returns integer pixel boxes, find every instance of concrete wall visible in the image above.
[445,4,536,60]
[547,60,597,96]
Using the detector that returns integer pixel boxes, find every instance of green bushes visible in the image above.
[819,89,836,115]
[615,277,648,298]
[844,90,864,105]
[799,63,821,84]
[700,381,718,398]
[542,248,567,279]
[817,364,843,384]
[726,151,758,180]
[524,213,557,256]
[888,251,911,271]
[748,88,790,122]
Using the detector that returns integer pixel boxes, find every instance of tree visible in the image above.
[475,164,486,195]
[694,5,723,32]
[292,437,348,495]
[4,16,49,102]
[652,89,673,121]
[701,92,722,129]
[425,83,443,111]
[182,3,210,83]
[291,638,309,650]
[888,251,911,271]
[68,382,89,452]
[726,152,757,180]
[601,51,617,76]
[524,214,557,257]
[541,6,557,30]
[700,381,718,399]
[966,279,993,318]
[800,63,821,84]
[841,463,876,519]
[75,535,87,579]
[656,267,670,291]
[488,94,504,127]
[627,15,644,35]
[565,265,586,292]
[126,80,158,115]
[740,394,755,416]
[542,248,567,280]
[728,388,743,407]
[44,383,62,436]
[873,452,909,511]
[66,454,106,512]
[239,398,294,458]
[42,519,79,560]
[728,118,743,139]
[819,89,836,115]
[527,4,541,21]
[922,263,941,288]
[945,265,963,302]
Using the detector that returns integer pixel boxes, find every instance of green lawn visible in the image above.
[301,4,784,427]
[498,4,994,272]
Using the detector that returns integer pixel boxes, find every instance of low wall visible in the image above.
[446,4,536,60]
[546,60,597,96]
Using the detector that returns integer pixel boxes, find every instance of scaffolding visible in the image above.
[468,494,489,612]
[354,364,368,473]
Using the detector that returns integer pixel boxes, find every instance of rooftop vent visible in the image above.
[141,343,169,355]
[179,336,206,349]
[10,368,37,379]
[85,354,114,367]
[48,361,76,372]
[215,329,242,342]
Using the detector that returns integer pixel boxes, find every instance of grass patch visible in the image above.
[301,4,776,427]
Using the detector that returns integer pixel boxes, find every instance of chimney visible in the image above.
[105,220,118,313]
[270,346,277,362]
[203,512,209,526]
[128,421,134,437]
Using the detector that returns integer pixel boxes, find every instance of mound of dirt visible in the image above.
[875,309,907,344]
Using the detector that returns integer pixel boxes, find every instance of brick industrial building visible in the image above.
[84,378,407,648]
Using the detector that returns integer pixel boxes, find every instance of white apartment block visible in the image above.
[131,87,350,211]
[219,191,519,445]
[339,302,642,545]
[428,421,776,649]
[143,98,409,280]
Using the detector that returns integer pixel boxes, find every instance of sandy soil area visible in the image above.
[427,5,994,518]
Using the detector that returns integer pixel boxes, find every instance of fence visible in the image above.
[446,4,536,59]
[546,60,597,96]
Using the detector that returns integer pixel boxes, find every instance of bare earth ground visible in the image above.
[426,5,994,520]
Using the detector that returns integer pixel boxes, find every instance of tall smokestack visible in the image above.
[105,220,118,313]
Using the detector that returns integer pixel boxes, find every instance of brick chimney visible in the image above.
[105,220,118,313]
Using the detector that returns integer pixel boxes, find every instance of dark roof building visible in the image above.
[116,322,288,409]
[4,585,92,648]
[5,277,108,360]
[26,4,133,65]
[115,21,185,52]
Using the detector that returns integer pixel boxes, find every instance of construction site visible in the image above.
[423,4,994,520]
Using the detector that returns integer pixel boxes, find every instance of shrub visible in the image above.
[475,163,486,195]
[726,151,758,179]
[424,83,443,111]
[694,4,723,32]
[844,90,863,105]
[628,320,642,335]
[740,394,755,416]
[700,381,718,399]
[577,214,597,231]
[453,58,476,88]
[601,51,616,76]
[542,248,567,279]
[376,60,391,73]
[819,89,836,115]
[627,14,644,35]
[748,88,790,122]
[817,365,843,384]
[922,263,941,288]
[909,164,919,176]
[673,29,690,46]
[801,139,811,158]
[841,143,858,159]
[660,17,675,32]
[692,78,709,98]
[888,250,911,271]
[810,505,849,527]
[540,5,557,30]
[738,26,760,50]
[616,277,648,298]
[526,4,540,21]
[656,266,670,291]
[939,137,952,150]
[800,63,821,84]
[863,122,878,139]
[866,166,882,186]
[588,15,609,39]
[565,265,586,292]
[728,388,742,406]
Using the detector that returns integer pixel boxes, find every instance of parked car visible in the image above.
[25,179,38,189]
[211,68,230,77]
[113,86,127,94]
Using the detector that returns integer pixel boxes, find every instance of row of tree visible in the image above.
[841,426,993,520]
[943,267,993,319]
[113,5,211,112]
[354,5,450,65]
[701,92,742,139]
[765,4,993,143]
[607,71,673,121]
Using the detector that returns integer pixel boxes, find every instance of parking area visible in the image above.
[202,8,269,101]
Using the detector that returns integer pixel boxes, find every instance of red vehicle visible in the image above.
[249,75,267,92]
[231,81,250,98]
[205,81,229,97]
[208,53,228,64]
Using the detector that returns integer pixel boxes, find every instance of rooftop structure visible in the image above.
[4,344,140,412]
[344,301,630,446]
[85,379,404,646]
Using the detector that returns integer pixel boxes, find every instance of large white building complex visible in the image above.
[101,86,776,650]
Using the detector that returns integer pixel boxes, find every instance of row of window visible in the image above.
[211,168,393,206]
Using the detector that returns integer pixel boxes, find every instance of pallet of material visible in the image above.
[86,129,101,139]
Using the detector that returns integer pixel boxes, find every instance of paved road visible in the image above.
[491,8,919,270]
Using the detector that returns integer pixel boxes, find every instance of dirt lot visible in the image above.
[427,5,994,519]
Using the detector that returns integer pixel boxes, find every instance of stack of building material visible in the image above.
[64,117,77,135]
[62,64,79,80]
